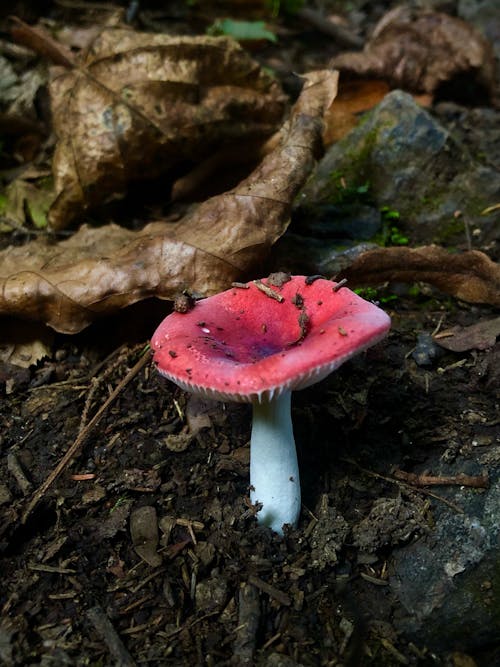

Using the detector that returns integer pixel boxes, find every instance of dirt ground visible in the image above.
[1,289,498,666]
[1,1,499,666]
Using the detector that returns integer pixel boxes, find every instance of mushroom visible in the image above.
[151,275,390,534]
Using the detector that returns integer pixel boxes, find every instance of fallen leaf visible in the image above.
[47,28,287,229]
[0,70,338,333]
[130,505,162,567]
[435,318,500,352]
[339,246,500,306]
[323,78,390,145]
[322,77,434,146]
[332,7,496,98]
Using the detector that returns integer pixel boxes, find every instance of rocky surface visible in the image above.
[299,90,500,247]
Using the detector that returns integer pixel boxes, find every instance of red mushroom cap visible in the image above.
[151,276,391,403]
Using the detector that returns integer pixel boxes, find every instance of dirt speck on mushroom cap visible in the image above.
[151,276,391,402]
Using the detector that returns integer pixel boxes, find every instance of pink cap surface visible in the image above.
[151,276,391,403]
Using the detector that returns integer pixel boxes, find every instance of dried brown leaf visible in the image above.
[0,71,338,333]
[323,78,390,145]
[339,246,500,306]
[48,28,287,229]
[435,318,500,353]
[332,8,496,97]
[322,78,433,145]
[130,505,162,568]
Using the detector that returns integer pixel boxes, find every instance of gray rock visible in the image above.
[270,233,378,277]
[301,90,500,246]
[389,471,500,651]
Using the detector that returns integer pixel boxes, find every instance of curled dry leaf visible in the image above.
[0,70,338,333]
[435,318,500,353]
[48,29,287,229]
[339,246,500,307]
[332,7,496,97]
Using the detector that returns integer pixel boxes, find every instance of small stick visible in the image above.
[70,473,96,481]
[333,278,348,292]
[87,606,136,667]
[7,451,32,495]
[393,470,489,489]
[341,458,464,514]
[360,572,388,586]
[231,282,250,289]
[253,280,284,302]
[22,347,150,523]
[247,574,291,607]
[234,583,261,666]
[28,563,76,575]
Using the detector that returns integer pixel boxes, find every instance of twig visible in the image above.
[393,470,489,489]
[360,572,388,586]
[78,347,133,436]
[341,458,464,513]
[247,574,291,607]
[158,611,220,640]
[7,451,32,495]
[0,215,47,236]
[22,347,150,523]
[28,563,76,575]
[87,606,136,667]
[431,313,445,337]
[253,280,284,302]
[233,583,261,666]
[333,278,348,292]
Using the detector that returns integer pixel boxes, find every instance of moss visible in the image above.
[433,215,467,244]
[333,125,381,189]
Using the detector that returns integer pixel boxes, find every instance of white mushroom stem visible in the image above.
[250,390,301,534]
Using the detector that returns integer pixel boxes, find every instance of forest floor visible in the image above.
[0,1,499,666]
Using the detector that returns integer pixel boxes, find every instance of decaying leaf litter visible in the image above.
[0,1,499,666]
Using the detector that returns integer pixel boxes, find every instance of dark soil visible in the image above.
[1,291,498,666]
[1,1,499,666]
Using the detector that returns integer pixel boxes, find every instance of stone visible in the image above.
[300,91,500,246]
[389,469,500,652]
